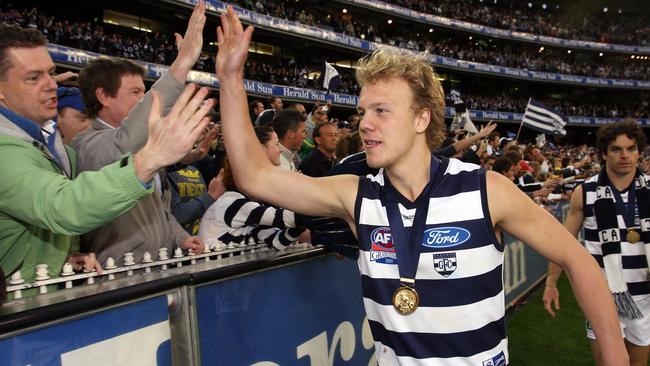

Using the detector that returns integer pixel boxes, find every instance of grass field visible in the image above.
[508,275,594,365]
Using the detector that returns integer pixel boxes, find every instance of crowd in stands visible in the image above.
[0,1,650,118]
[460,93,650,119]
[387,0,650,46]
[3,2,650,87]
[227,0,650,80]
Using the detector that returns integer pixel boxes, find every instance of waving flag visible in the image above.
[522,98,567,135]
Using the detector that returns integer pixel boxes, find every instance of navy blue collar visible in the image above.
[0,107,46,144]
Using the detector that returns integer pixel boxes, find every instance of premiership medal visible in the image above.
[626,229,641,244]
[382,156,441,317]
[392,285,419,315]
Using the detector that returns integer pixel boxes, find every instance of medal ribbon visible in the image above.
[610,180,638,230]
[381,155,440,288]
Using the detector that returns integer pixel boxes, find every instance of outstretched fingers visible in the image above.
[148,90,162,125]
[167,83,198,122]
[220,10,231,40]
[177,86,210,125]
[184,94,214,134]
[226,5,244,34]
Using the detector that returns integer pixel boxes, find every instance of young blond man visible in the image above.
[215,6,627,365]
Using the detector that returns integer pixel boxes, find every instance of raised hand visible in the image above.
[180,119,219,164]
[478,120,497,139]
[134,84,213,183]
[54,71,78,85]
[215,5,254,79]
[170,0,206,81]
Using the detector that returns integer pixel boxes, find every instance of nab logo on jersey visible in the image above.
[369,227,398,264]
[422,227,471,248]
[433,252,457,277]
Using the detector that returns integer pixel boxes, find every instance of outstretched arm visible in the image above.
[215,6,357,220]
[486,172,627,365]
[73,1,207,167]
[169,0,207,83]
[452,121,496,153]
[542,185,585,317]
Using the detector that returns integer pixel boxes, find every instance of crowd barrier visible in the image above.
[0,200,567,364]
[172,0,650,89]
[48,44,650,127]
[337,0,650,55]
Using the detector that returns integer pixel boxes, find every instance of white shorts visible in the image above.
[587,295,650,346]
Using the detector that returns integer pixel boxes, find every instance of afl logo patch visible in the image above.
[369,227,397,264]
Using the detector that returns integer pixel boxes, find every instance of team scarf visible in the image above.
[593,169,650,319]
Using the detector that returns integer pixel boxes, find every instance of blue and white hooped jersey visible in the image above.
[354,157,507,366]
[582,174,650,300]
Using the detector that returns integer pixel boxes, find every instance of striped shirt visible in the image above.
[198,191,304,250]
[582,174,650,299]
[355,157,507,365]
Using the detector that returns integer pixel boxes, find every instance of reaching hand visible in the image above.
[215,5,254,79]
[180,236,205,254]
[478,120,497,139]
[68,252,103,275]
[180,121,219,164]
[54,71,78,85]
[170,0,206,81]
[134,84,212,183]
[543,286,560,317]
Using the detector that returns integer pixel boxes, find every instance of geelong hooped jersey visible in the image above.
[582,174,650,299]
[354,157,507,366]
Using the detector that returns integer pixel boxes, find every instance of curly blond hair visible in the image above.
[355,48,446,150]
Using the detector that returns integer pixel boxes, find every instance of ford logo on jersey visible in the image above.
[421,227,471,248]
[370,227,397,264]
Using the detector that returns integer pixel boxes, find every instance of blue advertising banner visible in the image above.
[340,0,650,55]
[456,108,650,127]
[503,233,547,305]
[194,255,375,365]
[47,44,649,126]
[0,296,171,366]
[504,202,569,305]
[46,44,361,107]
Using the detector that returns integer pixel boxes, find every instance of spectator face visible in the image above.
[485,157,496,170]
[99,73,145,125]
[57,107,90,145]
[339,126,352,138]
[602,134,639,176]
[264,131,281,166]
[289,121,307,151]
[293,104,307,116]
[313,106,328,123]
[349,115,360,127]
[253,102,264,116]
[505,165,517,181]
[316,123,339,154]
[271,97,283,111]
[0,47,57,124]
[358,78,426,169]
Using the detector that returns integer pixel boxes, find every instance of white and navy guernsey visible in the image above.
[198,191,304,250]
[355,156,507,366]
[582,174,650,300]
